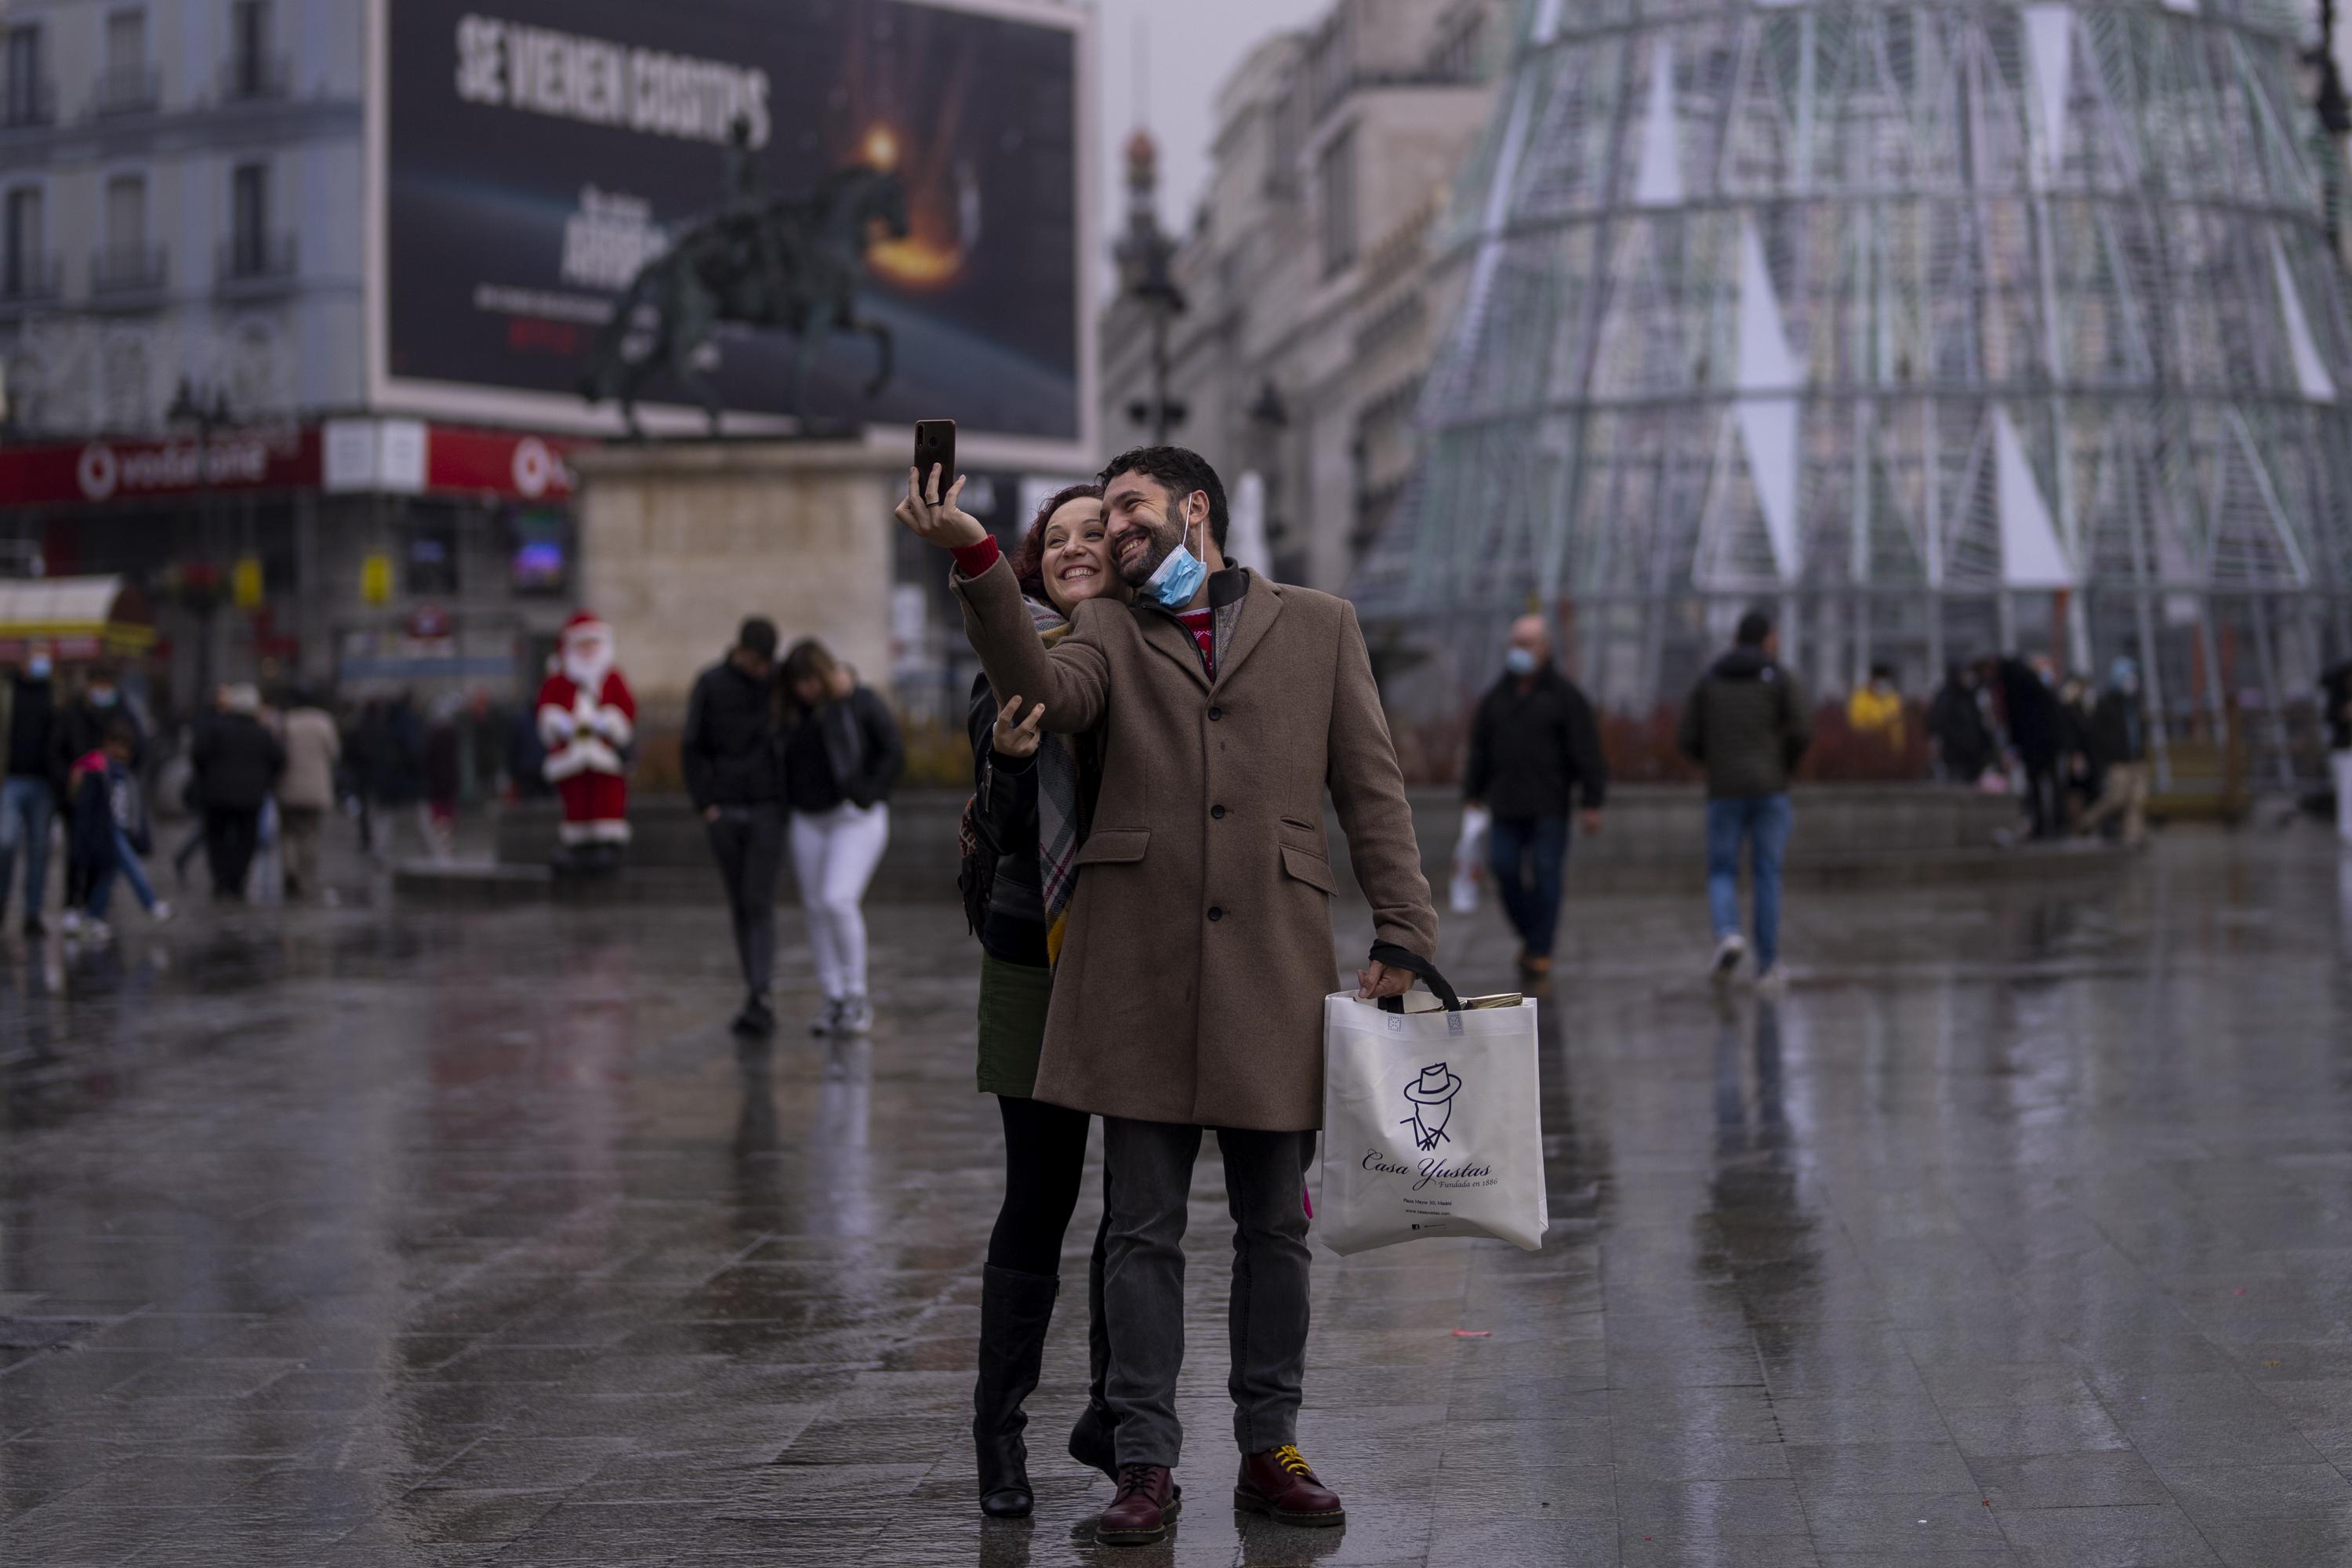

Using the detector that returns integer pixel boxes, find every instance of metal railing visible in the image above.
[93,64,160,117]
[89,242,167,298]
[219,52,289,103]
[0,76,56,129]
[217,231,296,291]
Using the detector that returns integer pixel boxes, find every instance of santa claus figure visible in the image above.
[538,611,637,865]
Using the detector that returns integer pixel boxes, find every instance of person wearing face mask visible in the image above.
[0,646,63,933]
[1461,613,1606,979]
[52,667,144,931]
[2079,657,2153,848]
[960,483,1127,1519]
[898,445,1437,1547]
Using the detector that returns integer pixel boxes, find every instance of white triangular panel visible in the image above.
[2023,5,2074,190]
[1735,216,1802,579]
[1994,408,2074,587]
[2270,232,2339,403]
[1635,35,1682,208]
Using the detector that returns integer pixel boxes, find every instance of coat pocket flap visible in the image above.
[1074,828,1149,866]
[1280,842,1338,895]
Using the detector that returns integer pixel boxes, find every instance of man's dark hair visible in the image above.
[103,717,137,750]
[1098,446,1229,550]
[1870,662,1894,683]
[737,617,779,661]
[1736,610,1773,648]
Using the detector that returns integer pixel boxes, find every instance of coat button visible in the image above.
[1210,804,1225,820]
[1208,706,1223,721]
[1207,906,1224,922]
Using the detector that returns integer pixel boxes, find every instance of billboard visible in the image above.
[368,0,1090,456]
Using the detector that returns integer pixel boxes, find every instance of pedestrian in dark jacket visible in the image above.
[682,617,785,1036]
[70,719,166,936]
[191,684,285,899]
[1927,664,1995,784]
[2327,659,2352,846]
[780,637,903,1036]
[1678,610,1811,988]
[1997,655,2067,839]
[2079,657,2152,846]
[1463,614,1607,977]
[1,651,61,931]
[52,669,143,920]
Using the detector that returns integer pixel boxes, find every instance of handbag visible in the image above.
[1316,953,1548,1255]
[1448,804,1490,915]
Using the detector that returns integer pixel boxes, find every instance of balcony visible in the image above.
[93,64,162,118]
[219,52,289,103]
[89,243,168,307]
[0,76,56,129]
[216,231,296,298]
[0,253,63,317]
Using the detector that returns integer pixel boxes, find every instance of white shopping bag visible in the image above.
[1448,804,1490,915]
[1317,960,1547,1255]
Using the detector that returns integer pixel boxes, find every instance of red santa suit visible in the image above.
[539,612,636,847]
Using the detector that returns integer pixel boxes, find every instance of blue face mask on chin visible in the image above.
[1142,513,1208,609]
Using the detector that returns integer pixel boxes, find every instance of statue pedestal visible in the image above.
[575,440,899,728]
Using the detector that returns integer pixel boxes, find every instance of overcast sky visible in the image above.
[1086,0,1330,255]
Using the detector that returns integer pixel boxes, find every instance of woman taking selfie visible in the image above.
[779,638,902,1036]
[964,482,1124,1518]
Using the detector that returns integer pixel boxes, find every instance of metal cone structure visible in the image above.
[1359,0,2352,726]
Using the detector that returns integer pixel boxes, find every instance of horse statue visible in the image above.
[579,157,909,436]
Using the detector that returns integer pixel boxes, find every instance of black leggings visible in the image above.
[988,1094,1092,1276]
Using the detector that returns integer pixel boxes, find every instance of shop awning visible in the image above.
[0,576,157,662]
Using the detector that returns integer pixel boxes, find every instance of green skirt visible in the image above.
[975,951,1054,1098]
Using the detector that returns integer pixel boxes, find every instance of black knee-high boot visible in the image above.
[975,1263,1058,1518]
[1066,1207,1117,1479]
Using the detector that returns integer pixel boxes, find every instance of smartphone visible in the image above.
[913,419,956,498]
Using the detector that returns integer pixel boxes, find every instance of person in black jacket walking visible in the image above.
[52,667,143,924]
[960,482,1123,1518]
[1678,610,1812,989]
[682,618,785,1036]
[191,684,285,900]
[781,637,902,1037]
[0,650,61,932]
[1927,663,1996,784]
[1462,615,1606,978]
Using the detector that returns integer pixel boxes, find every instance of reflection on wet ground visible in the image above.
[2,829,2350,1565]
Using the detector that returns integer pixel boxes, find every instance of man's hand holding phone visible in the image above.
[894,465,989,550]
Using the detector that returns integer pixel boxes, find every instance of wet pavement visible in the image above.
[4,829,2351,1566]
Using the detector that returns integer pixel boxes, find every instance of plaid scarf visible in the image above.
[1025,597,1083,966]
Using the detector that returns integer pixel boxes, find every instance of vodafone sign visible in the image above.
[1,422,592,508]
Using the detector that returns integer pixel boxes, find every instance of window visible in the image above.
[100,9,151,114]
[407,522,460,596]
[106,174,147,253]
[3,187,43,299]
[230,163,268,274]
[229,0,270,97]
[3,25,46,126]
[1319,128,1358,277]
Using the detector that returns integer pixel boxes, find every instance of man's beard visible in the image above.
[1113,521,1177,588]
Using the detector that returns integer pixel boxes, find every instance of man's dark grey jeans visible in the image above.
[704,807,783,995]
[1100,1116,1317,1468]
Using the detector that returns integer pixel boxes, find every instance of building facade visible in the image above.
[1096,0,1504,594]
[0,0,586,716]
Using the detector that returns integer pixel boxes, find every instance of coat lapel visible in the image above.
[1132,605,1211,691]
[1211,576,1283,691]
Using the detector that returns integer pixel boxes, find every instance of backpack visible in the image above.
[956,793,994,938]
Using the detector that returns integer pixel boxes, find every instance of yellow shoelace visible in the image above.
[1272,1444,1313,1477]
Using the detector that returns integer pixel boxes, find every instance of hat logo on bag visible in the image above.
[1400,1061,1463,1152]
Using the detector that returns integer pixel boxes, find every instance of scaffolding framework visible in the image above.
[1361,0,2352,750]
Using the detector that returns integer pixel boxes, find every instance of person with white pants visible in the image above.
[781,638,904,1036]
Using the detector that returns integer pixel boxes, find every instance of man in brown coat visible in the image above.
[898,445,1438,1546]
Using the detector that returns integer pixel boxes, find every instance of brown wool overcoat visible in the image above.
[952,554,1438,1132]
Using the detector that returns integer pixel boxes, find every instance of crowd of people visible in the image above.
[1924,654,2154,847]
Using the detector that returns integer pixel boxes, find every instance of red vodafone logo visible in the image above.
[512,437,554,499]
[77,444,120,501]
